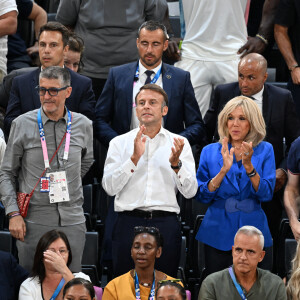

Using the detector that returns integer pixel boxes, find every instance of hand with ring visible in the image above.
[241,141,254,168]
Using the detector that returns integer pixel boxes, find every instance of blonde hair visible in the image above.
[287,242,300,300]
[218,96,266,147]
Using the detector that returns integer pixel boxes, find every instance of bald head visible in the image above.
[238,53,268,96]
[239,53,268,74]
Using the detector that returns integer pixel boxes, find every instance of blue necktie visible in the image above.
[144,70,154,85]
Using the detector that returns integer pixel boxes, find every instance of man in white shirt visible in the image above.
[0,0,18,82]
[102,84,198,277]
[175,0,248,117]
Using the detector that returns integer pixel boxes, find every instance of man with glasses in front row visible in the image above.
[198,226,286,300]
[0,66,93,272]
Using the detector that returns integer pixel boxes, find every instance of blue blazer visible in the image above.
[196,142,276,250]
[94,61,205,147]
[4,68,96,136]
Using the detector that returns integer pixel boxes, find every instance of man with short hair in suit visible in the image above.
[4,21,95,137]
[94,20,205,148]
[205,53,300,252]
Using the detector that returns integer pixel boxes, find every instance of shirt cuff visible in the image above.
[122,158,137,175]
[5,203,20,215]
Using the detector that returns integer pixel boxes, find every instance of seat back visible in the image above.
[285,239,297,277]
[0,230,14,252]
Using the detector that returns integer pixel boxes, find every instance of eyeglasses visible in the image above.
[157,279,181,286]
[134,226,159,234]
[47,248,69,256]
[36,85,69,96]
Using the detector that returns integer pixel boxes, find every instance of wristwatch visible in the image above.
[171,160,182,170]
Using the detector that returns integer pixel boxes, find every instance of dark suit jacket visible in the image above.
[0,250,29,300]
[4,67,96,137]
[204,82,300,169]
[94,61,205,147]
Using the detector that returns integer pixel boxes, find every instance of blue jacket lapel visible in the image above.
[162,63,172,124]
[126,62,138,124]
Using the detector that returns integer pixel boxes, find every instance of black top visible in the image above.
[275,0,300,64]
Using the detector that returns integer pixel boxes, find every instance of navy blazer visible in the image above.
[4,68,96,136]
[204,82,300,169]
[0,251,29,300]
[196,142,276,251]
[94,61,205,147]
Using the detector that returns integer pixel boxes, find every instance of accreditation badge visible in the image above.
[46,171,70,203]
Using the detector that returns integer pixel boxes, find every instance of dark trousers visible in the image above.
[112,213,182,278]
[204,244,233,276]
[288,78,300,119]
[87,76,107,101]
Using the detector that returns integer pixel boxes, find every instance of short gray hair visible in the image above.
[39,66,71,87]
[234,226,264,249]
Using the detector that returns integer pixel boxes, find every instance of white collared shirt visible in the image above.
[131,60,163,130]
[102,127,198,214]
[250,87,264,112]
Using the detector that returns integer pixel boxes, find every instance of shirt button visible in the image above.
[131,169,134,173]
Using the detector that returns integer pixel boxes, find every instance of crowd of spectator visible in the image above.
[0,0,300,299]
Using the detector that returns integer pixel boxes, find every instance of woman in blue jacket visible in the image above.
[196,96,276,275]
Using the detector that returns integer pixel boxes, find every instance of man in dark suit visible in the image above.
[0,250,28,300]
[205,53,300,250]
[4,22,95,137]
[94,20,205,148]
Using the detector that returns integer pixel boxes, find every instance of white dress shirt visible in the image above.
[102,127,198,214]
[131,60,163,129]
[251,86,264,112]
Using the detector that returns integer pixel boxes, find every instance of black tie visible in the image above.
[144,70,154,85]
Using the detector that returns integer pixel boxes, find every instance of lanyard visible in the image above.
[37,108,72,169]
[134,270,155,300]
[228,267,247,300]
[50,277,65,300]
[134,64,162,85]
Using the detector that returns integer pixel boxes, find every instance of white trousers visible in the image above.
[175,57,239,117]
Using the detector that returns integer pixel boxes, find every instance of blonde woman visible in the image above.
[196,96,276,275]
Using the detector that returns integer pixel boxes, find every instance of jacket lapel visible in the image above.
[126,62,138,124]
[162,63,172,124]
[262,84,272,130]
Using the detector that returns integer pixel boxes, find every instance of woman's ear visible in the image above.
[156,246,162,259]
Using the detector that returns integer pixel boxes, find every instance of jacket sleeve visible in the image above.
[81,119,94,177]
[204,86,221,143]
[178,71,206,146]
[4,78,22,139]
[250,143,276,202]
[78,77,96,121]
[0,120,24,214]
[195,146,218,204]
[94,69,119,147]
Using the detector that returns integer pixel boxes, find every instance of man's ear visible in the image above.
[163,39,169,52]
[63,45,69,55]
[162,105,168,116]
[65,86,72,99]
[258,250,266,263]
